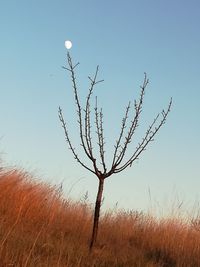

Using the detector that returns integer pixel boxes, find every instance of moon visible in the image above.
[65,40,72,49]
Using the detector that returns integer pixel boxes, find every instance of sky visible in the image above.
[0,0,200,215]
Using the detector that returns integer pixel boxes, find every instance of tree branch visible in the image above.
[99,108,106,173]
[114,98,172,173]
[65,52,91,160]
[84,66,104,159]
[58,107,96,175]
[111,101,131,168]
[95,97,107,173]
[114,73,148,167]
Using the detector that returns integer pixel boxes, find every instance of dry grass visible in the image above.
[0,166,200,267]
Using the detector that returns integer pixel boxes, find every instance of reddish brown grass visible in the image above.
[0,166,199,266]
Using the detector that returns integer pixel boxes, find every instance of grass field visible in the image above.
[0,166,200,267]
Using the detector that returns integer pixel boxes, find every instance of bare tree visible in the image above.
[58,52,172,251]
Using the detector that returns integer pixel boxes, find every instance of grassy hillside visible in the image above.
[0,167,199,267]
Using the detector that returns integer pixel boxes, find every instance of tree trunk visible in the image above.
[89,177,104,251]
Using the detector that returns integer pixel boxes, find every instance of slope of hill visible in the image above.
[0,167,199,267]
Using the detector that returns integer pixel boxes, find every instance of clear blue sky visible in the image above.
[0,0,200,215]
